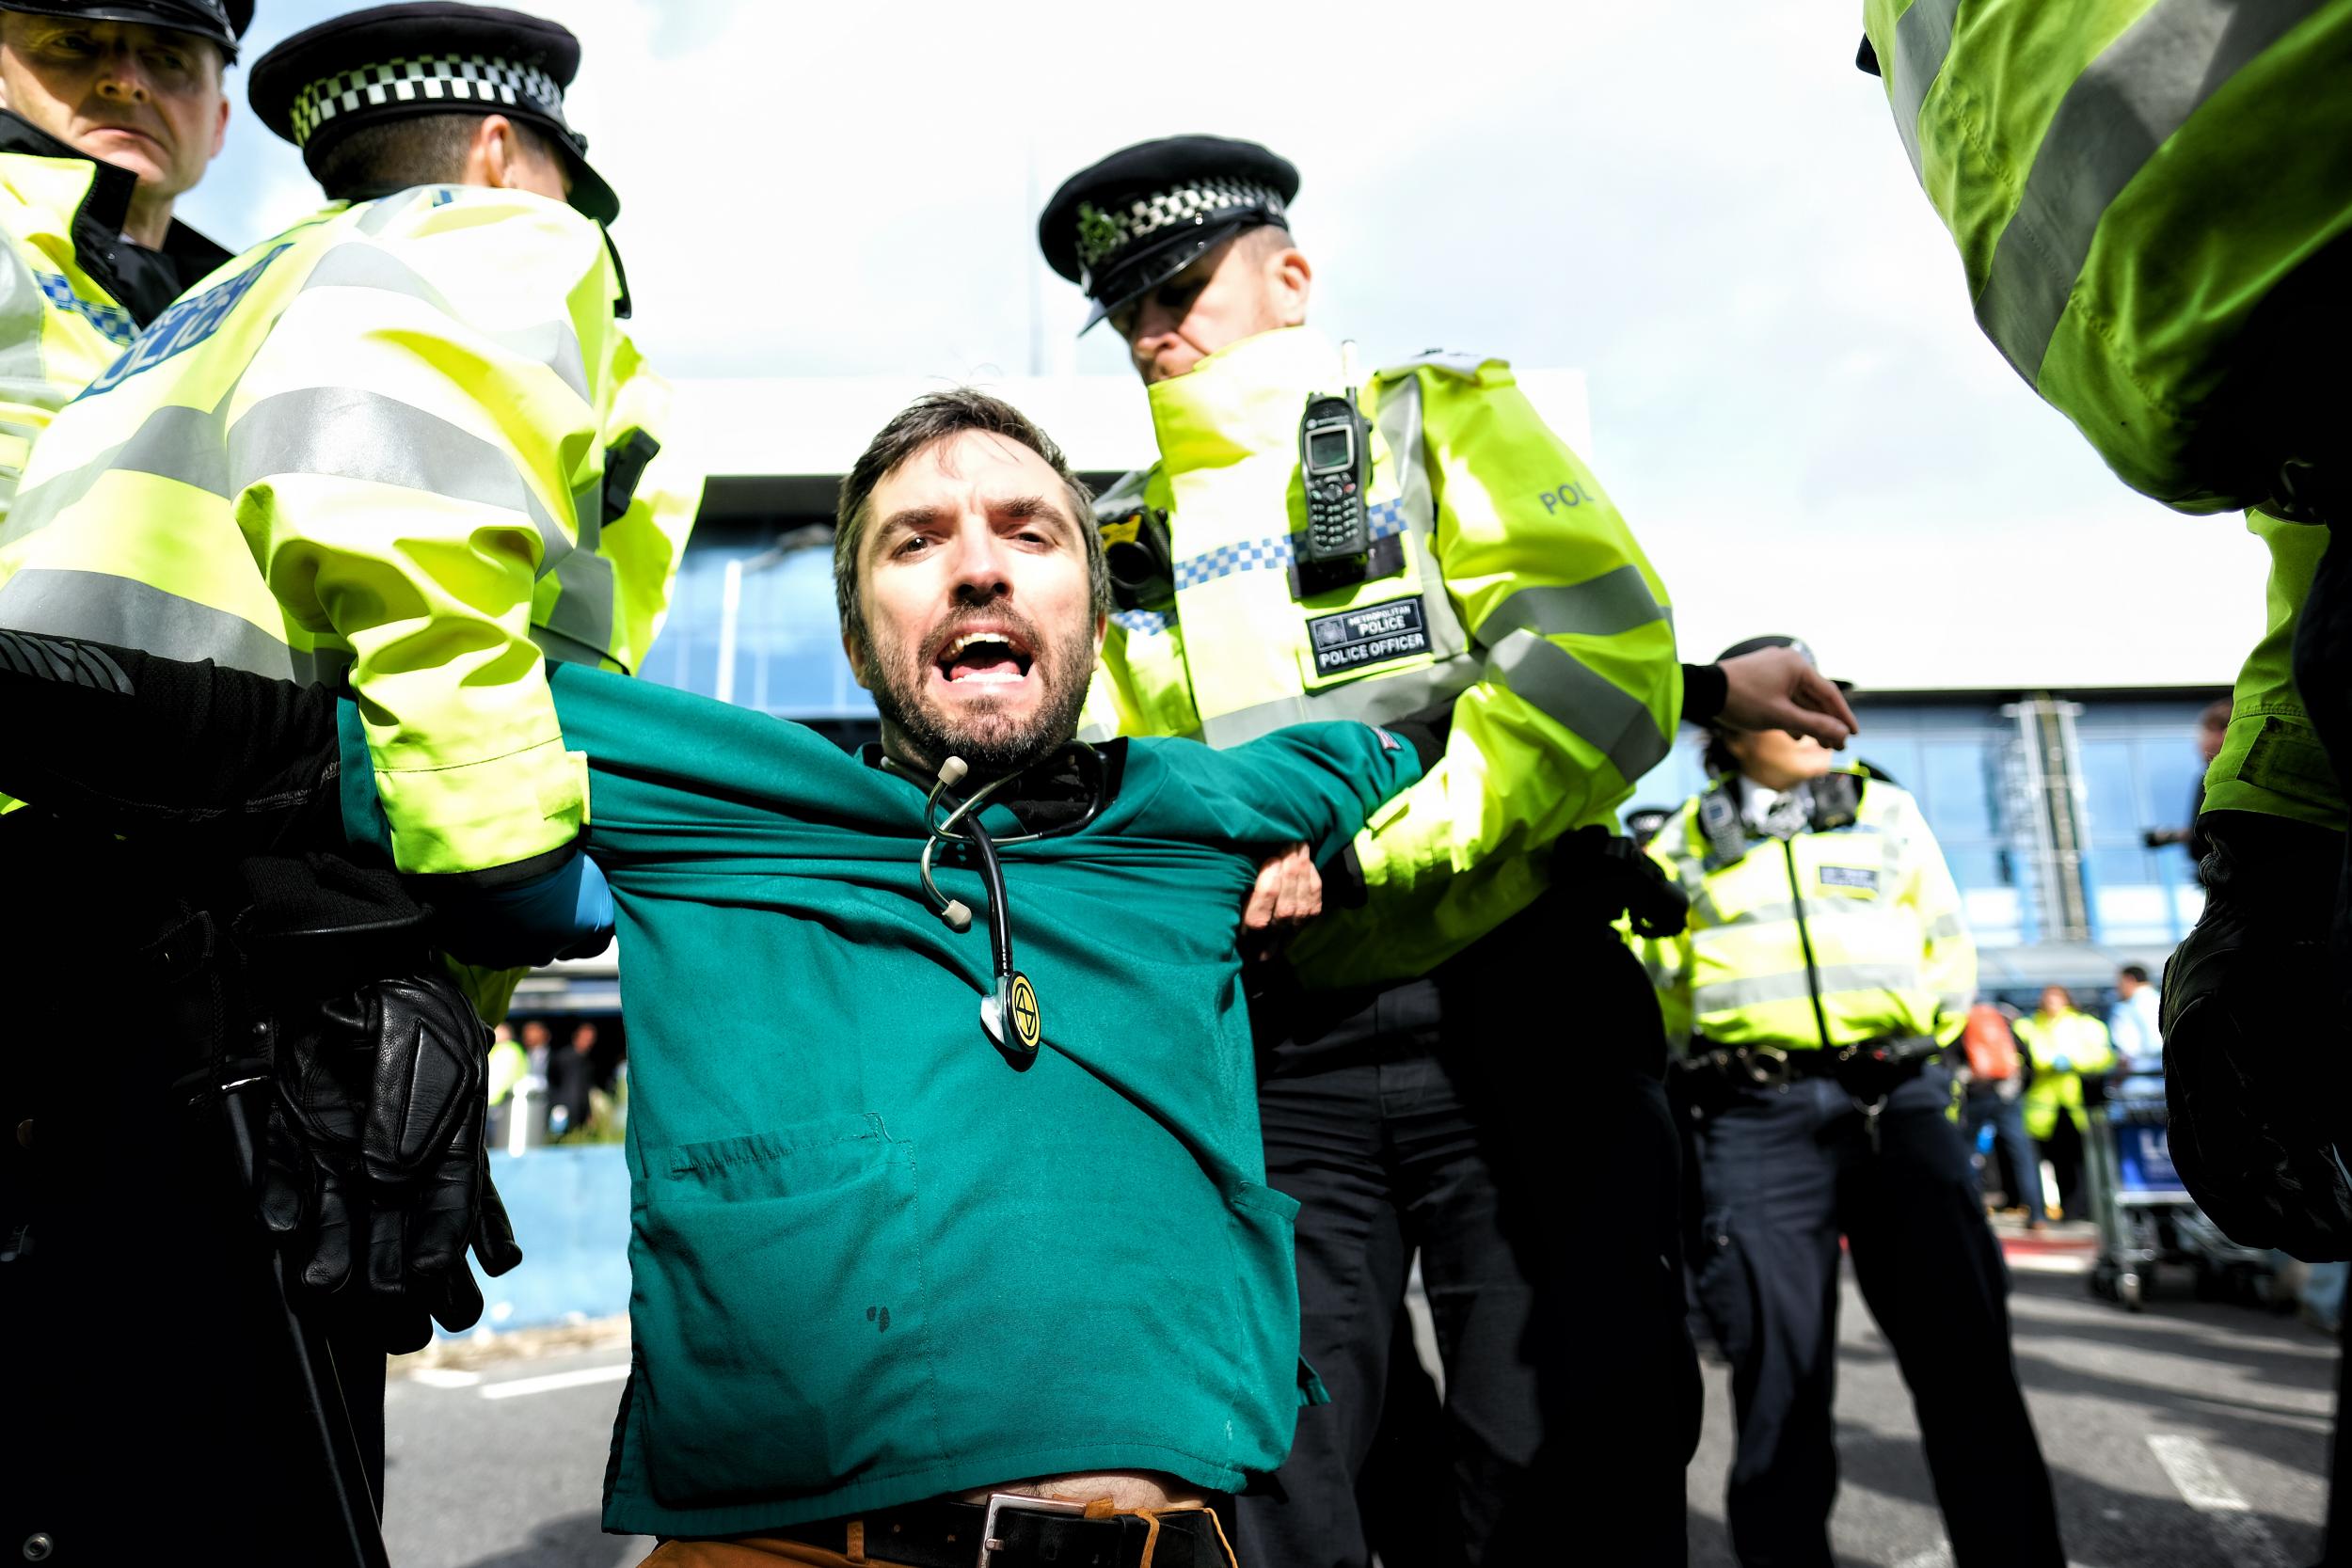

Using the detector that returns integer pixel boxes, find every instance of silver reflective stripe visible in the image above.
[540,468,617,662]
[1705,897,1885,930]
[1887,0,1963,181]
[0,393,234,548]
[1929,911,1968,940]
[1198,653,1482,749]
[356,189,427,236]
[1371,370,1470,661]
[1975,0,2319,383]
[1693,962,1924,1012]
[229,388,572,578]
[301,242,593,403]
[1475,564,1669,646]
[0,566,316,680]
[0,237,50,402]
[1485,628,1669,783]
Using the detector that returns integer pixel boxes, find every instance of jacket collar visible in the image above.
[0,109,230,324]
[1147,325,1344,476]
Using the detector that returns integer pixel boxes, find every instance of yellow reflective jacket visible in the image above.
[1084,326,1680,990]
[0,185,699,877]
[2013,1007,2116,1141]
[1862,0,2352,512]
[1640,768,1977,1051]
[0,111,229,516]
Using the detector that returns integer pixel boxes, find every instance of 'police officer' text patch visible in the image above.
[1307,597,1431,677]
[1820,865,1880,892]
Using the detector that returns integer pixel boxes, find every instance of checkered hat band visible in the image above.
[1076,178,1287,276]
[288,55,566,148]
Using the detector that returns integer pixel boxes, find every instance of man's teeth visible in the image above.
[945,631,1016,657]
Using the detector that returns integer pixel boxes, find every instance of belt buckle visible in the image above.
[978,1494,1089,1567]
[1742,1046,1791,1090]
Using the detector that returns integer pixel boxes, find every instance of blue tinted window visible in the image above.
[1921,741,1994,838]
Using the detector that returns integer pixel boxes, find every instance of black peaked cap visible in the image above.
[0,0,252,58]
[1039,135,1298,333]
[249,2,617,224]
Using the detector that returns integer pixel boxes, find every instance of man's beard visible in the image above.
[866,609,1096,777]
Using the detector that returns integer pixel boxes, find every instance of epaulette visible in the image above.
[1090,464,1156,524]
[1375,348,1506,383]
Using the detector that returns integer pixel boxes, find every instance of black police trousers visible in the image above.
[1235,904,1700,1568]
[1691,1064,2063,1568]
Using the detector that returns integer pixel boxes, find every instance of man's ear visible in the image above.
[1091,610,1107,659]
[207,90,230,160]
[1269,245,1312,328]
[466,114,522,190]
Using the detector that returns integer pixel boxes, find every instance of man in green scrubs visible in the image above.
[0,388,1431,1568]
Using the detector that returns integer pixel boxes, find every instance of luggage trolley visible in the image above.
[2086,1072,2273,1310]
[2086,1072,2191,1310]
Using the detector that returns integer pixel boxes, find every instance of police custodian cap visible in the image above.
[0,0,252,58]
[1039,135,1298,333]
[247,2,618,224]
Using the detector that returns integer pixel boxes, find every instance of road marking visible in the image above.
[2148,1434,2292,1568]
[478,1362,631,1402]
[405,1368,481,1389]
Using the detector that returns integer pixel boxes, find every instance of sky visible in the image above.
[179,0,2270,689]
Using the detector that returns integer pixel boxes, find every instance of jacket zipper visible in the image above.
[1782,839,1833,1050]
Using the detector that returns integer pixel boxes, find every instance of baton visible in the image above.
[219,1075,395,1568]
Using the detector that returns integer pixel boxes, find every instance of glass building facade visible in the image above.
[637,515,2221,992]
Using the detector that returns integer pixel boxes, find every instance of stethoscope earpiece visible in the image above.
[940,900,973,933]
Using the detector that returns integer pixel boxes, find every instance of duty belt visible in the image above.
[1683,1036,1944,1151]
[773,1494,1233,1568]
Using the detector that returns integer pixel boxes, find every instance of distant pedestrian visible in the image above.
[2140,698,2232,880]
[2015,987,2116,1220]
[485,1022,529,1148]
[545,1021,597,1140]
[1959,1002,2042,1227]
[2107,964,2164,1075]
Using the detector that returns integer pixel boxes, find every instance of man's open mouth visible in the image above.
[934,627,1035,687]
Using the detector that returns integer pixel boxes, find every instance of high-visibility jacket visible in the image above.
[0,110,229,516]
[1861,0,2352,513]
[2201,511,2344,827]
[1641,769,1977,1052]
[2013,1007,2116,1141]
[0,185,699,878]
[1082,325,1680,990]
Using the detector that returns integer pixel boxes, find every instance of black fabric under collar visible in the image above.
[0,109,231,325]
[865,739,1129,835]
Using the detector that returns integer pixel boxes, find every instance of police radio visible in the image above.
[1297,391,1373,567]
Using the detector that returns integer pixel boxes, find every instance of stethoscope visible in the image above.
[882,743,1107,1066]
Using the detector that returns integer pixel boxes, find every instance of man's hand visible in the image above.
[1718,645,1859,749]
[1242,843,1323,963]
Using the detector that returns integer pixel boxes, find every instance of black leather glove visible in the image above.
[2163,811,2352,1261]
[258,971,523,1350]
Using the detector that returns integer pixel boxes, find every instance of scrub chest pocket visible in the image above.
[631,1115,946,1506]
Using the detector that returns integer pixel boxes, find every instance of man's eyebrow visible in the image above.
[993,494,1074,532]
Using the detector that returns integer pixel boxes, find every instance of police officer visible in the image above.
[0,0,246,516]
[1854,3,2352,1258]
[0,1,696,957]
[1642,634,2062,1568]
[1036,135,1879,1567]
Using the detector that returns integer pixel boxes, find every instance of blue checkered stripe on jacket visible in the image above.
[1114,498,1407,638]
[36,274,135,348]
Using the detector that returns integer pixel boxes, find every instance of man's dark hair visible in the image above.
[834,388,1109,647]
[312,113,562,203]
[2198,696,2231,732]
[2120,963,2151,984]
[1702,728,1738,779]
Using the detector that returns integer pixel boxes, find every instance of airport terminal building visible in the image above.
[517,373,2226,1019]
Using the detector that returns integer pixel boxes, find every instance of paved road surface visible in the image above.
[382,1245,2337,1567]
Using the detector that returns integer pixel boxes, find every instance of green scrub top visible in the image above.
[344,663,1422,1536]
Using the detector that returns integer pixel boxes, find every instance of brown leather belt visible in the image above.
[773,1494,1233,1568]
